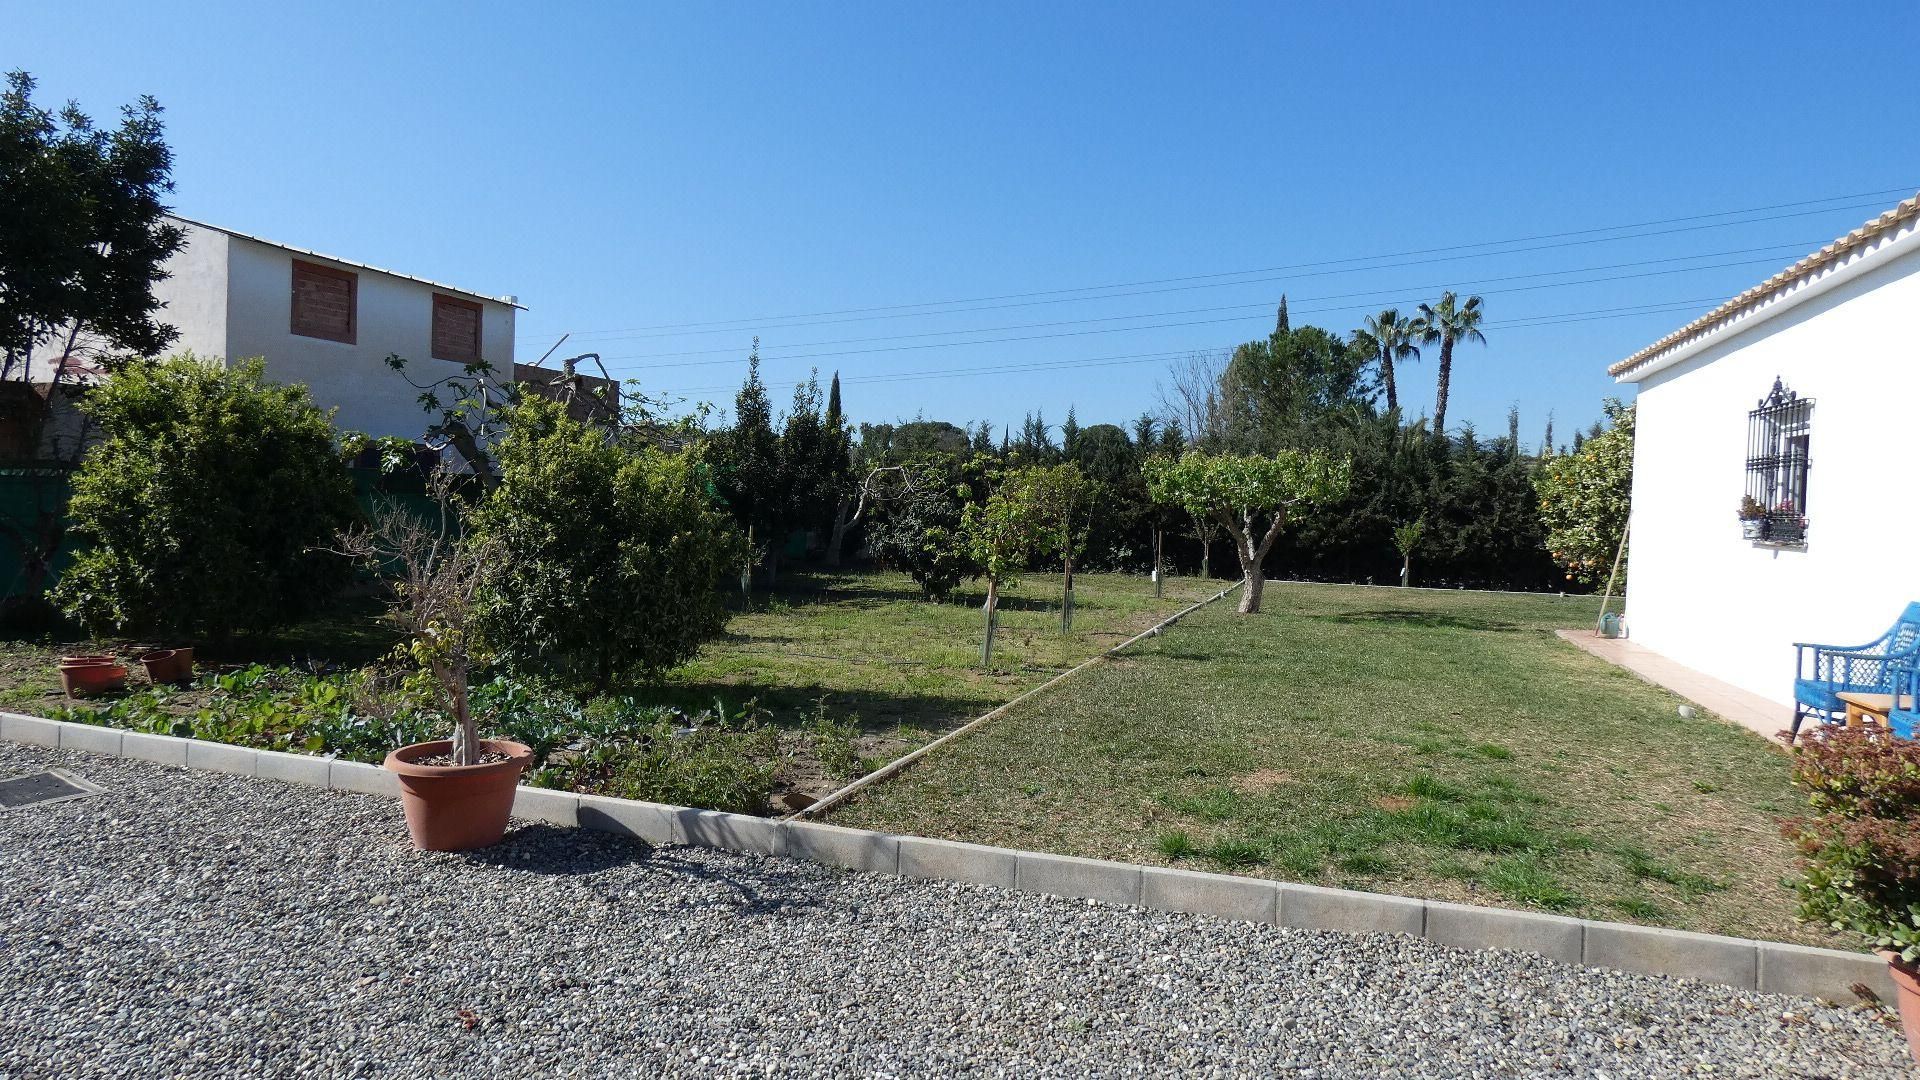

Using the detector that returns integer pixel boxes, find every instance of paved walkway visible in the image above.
[1556,630,1793,747]
[3,742,1910,1078]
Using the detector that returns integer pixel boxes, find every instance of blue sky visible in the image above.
[12,2,1918,446]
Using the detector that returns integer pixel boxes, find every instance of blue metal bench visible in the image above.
[1889,660,1919,740]
[1793,602,1920,741]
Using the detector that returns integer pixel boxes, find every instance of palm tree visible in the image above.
[1360,308,1423,415]
[1416,292,1486,438]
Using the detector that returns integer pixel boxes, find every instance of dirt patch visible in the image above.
[1233,769,1295,793]
[1373,794,1416,812]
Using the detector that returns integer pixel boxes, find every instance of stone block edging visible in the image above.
[1,710,1892,1003]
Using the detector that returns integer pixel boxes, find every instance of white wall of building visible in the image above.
[24,218,231,373]
[149,219,231,363]
[223,237,516,440]
[1625,246,1920,707]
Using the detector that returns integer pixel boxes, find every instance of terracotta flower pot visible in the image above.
[59,655,117,669]
[383,739,532,852]
[1879,950,1920,1064]
[139,648,195,685]
[60,662,128,697]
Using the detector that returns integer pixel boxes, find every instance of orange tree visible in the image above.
[1143,450,1350,613]
[1534,400,1633,589]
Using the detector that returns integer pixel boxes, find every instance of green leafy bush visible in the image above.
[865,459,980,600]
[471,397,744,692]
[530,700,780,814]
[1783,727,1920,960]
[52,356,359,639]
[1534,400,1633,588]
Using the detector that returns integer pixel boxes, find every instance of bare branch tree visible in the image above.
[1155,348,1231,450]
[334,471,499,765]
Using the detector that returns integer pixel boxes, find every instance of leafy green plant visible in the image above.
[865,459,981,600]
[1534,400,1633,588]
[472,396,745,693]
[806,704,869,782]
[1783,727,1920,961]
[53,356,360,639]
[530,700,780,815]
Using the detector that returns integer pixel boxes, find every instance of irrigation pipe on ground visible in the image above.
[788,579,1244,822]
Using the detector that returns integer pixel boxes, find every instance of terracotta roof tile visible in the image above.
[1609,192,1920,377]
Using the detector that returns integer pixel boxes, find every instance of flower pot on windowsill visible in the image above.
[383,739,533,851]
[1877,950,1920,1064]
[1738,517,1766,540]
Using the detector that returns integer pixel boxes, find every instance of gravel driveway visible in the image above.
[0,742,1911,1078]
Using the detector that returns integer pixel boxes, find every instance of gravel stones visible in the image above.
[0,742,1910,1078]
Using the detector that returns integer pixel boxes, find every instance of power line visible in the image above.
[593,240,1816,366]
[516,186,1912,342]
[602,250,1804,373]
[647,296,1732,398]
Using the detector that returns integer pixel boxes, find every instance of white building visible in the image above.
[34,215,524,440]
[1613,192,1920,710]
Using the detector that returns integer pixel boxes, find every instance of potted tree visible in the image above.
[340,490,527,851]
[1737,495,1767,540]
[1783,726,1920,1062]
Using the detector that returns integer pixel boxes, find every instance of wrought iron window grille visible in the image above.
[1742,377,1812,546]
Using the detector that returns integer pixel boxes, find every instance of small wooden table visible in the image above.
[1837,692,1913,728]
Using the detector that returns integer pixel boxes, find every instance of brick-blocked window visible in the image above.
[432,294,484,363]
[290,260,357,343]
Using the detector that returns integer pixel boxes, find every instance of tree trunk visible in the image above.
[1381,348,1398,414]
[1224,509,1285,615]
[826,495,851,567]
[1200,538,1210,580]
[1061,555,1074,632]
[1152,527,1163,598]
[1433,336,1454,437]
[740,524,754,595]
[1401,554,1412,587]
[1239,568,1265,614]
[981,579,1000,667]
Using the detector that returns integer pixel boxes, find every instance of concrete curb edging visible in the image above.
[1,710,1893,1004]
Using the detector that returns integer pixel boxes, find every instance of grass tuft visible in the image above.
[1156,829,1197,859]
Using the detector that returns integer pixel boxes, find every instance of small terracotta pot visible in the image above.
[59,655,117,669]
[139,648,195,685]
[60,662,128,697]
[1878,950,1920,1064]
[383,739,532,852]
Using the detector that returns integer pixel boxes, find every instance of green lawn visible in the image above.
[831,582,1830,947]
[652,571,1224,798]
[1,569,1226,808]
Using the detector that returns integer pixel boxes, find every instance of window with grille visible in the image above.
[290,260,357,343]
[1743,377,1812,545]
[432,294,483,363]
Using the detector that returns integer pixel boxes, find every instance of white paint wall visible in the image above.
[223,238,516,439]
[1625,245,1920,707]
[25,218,230,372]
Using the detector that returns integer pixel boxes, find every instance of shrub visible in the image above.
[865,459,979,600]
[1783,727,1920,960]
[1534,400,1633,588]
[471,397,744,692]
[530,700,780,814]
[52,356,359,639]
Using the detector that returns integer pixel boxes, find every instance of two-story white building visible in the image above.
[32,215,524,441]
[1613,192,1920,713]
